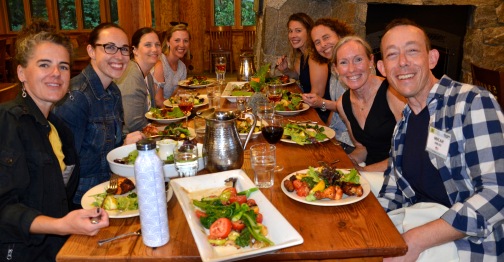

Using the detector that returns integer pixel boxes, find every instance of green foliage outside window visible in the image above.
[214,0,235,26]
[110,0,119,24]
[241,0,255,26]
[6,0,25,31]
[82,0,100,29]
[31,0,49,21]
[58,0,77,30]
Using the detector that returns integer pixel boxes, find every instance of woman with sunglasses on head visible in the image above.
[302,18,355,153]
[116,27,161,132]
[54,23,144,208]
[152,24,190,107]
[0,20,109,261]
[276,13,331,122]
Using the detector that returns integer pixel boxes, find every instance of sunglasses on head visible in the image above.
[170,21,188,26]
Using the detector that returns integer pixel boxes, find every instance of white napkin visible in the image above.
[387,202,459,262]
[359,171,384,197]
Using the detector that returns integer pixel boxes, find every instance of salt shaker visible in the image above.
[134,139,169,247]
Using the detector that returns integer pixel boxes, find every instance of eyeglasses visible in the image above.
[170,21,188,26]
[95,43,131,56]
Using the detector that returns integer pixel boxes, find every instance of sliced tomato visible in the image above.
[231,220,246,231]
[256,212,263,223]
[222,187,237,197]
[209,218,232,239]
[229,195,247,204]
[195,210,207,219]
[292,179,304,189]
[295,184,310,197]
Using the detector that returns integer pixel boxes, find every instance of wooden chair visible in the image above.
[0,39,7,82]
[0,83,19,103]
[208,26,233,73]
[471,63,504,108]
[240,26,256,53]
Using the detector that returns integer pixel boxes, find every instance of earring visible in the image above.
[68,90,74,101]
[21,82,27,98]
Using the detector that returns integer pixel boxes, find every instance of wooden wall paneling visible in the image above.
[179,0,206,74]
[117,0,152,41]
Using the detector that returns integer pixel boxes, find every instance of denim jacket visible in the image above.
[53,64,124,205]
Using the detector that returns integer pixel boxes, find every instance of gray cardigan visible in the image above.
[116,60,156,134]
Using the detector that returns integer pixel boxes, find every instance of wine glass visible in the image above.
[267,84,282,111]
[215,56,226,85]
[177,91,194,127]
[256,100,274,122]
[261,114,284,171]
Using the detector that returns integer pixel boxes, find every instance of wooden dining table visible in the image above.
[56,82,407,261]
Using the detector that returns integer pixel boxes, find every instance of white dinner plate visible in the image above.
[163,95,209,108]
[280,169,371,206]
[178,79,215,88]
[280,124,335,144]
[145,111,190,124]
[266,78,296,86]
[81,178,174,218]
[275,103,310,116]
[221,81,253,102]
[170,170,304,262]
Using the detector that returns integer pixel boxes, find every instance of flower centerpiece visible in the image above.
[247,63,270,115]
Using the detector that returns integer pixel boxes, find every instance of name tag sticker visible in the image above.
[426,127,451,159]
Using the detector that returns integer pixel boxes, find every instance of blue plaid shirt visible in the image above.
[378,76,504,261]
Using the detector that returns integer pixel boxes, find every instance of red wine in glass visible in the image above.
[268,93,282,103]
[262,126,284,144]
[178,102,193,113]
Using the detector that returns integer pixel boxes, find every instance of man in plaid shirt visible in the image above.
[376,18,504,261]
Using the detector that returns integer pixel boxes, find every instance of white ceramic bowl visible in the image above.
[107,143,206,178]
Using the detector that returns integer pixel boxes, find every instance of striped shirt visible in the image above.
[378,75,504,261]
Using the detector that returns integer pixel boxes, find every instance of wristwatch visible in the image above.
[321,100,327,111]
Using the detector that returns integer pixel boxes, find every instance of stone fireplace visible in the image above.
[257,0,504,83]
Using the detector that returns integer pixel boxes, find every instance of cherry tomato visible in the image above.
[231,220,246,231]
[256,213,263,223]
[229,195,247,204]
[295,183,310,197]
[292,180,304,189]
[195,210,207,219]
[209,218,232,239]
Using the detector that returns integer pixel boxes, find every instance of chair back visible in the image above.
[0,83,19,103]
[209,26,233,51]
[471,63,504,108]
[0,39,7,82]
[241,26,256,53]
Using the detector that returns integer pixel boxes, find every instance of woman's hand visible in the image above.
[30,208,110,236]
[276,55,288,72]
[124,131,145,145]
[302,93,323,108]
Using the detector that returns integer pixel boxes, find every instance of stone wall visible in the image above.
[257,0,504,82]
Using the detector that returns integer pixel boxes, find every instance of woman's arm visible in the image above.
[152,61,165,107]
[30,209,109,236]
[308,57,328,98]
[276,55,299,79]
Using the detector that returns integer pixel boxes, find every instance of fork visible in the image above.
[97,229,141,246]
[90,178,118,224]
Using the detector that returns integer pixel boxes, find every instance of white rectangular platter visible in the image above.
[170,169,304,262]
[221,81,252,103]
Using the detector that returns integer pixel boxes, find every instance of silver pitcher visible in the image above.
[203,109,256,173]
[237,53,256,81]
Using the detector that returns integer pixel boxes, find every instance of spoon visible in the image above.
[98,229,141,246]
[224,177,237,188]
[196,108,215,118]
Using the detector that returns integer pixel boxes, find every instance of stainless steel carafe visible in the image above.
[203,110,256,172]
[237,53,256,81]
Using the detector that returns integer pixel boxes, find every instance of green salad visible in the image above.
[282,123,328,145]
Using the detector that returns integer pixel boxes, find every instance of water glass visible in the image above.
[173,142,199,177]
[256,100,274,122]
[207,84,221,109]
[215,56,226,85]
[194,117,206,139]
[250,143,276,188]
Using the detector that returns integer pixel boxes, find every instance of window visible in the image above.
[212,0,255,28]
[3,0,118,32]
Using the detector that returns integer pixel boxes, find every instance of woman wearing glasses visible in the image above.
[54,23,144,208]
[152,24,190,107]
[116,27,161,132]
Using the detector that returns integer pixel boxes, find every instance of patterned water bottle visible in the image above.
[134,139,169,247]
